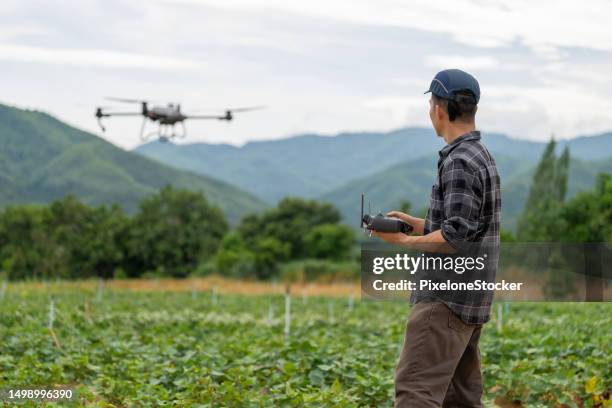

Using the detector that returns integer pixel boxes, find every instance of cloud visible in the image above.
[0,26,44,41]
[0,44,203,70]
[425,55,499,70]
[363,96,430,128]
[388,77,430,88]
[161,0,612,54]
[1,0,611,147]
[476,80,612,139]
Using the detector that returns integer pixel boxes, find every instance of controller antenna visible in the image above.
[360,193,364,228]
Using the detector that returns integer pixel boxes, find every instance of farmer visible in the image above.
[373,69,501,408]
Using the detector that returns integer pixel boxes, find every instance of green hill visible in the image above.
[135,128,612,203]
[135,128,443,202]
[0,104,266,222]
[319,154,612,231]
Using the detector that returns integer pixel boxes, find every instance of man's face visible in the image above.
[428,96,444,137]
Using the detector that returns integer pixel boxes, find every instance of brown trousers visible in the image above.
[394,302,484,408]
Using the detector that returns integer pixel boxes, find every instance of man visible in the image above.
[374,69,501,408]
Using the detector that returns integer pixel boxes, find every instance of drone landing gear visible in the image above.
[140,122,187,142]
[97,117,106,132]
[158,124,170,142]
[139,117,147,141]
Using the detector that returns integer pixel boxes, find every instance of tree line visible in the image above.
[0,187,354,280]
[0,140,609,281]
[511,140,611,298]
[515,140,610,242]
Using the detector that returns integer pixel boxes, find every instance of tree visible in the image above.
[398,200,412,215]
[554,173,611,300]
[252,237,290,279]
[45,195,128,279]
[500,229,516,242]
[559,173,612,242]
[555,147,570,202]
[517,139,570,241]
[516,140,576,297]
[215,232,255,278]
[0,205,58,280]
[543,250,576,299]
[304,224,354,260]
[238,197,341,259]
[126,186,228,277]
[0,197,129,280]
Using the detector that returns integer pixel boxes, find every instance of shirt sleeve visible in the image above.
[439,158,483,251]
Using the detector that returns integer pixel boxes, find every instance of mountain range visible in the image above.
[2,102,610,231]
[135,128,612,230]
[320,154,612,230]
[0,104,265,223]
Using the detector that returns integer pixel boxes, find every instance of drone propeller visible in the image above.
[222,106,266,121]
[189,105,267,114]
[105,96,149,104]
[226,105,267,113]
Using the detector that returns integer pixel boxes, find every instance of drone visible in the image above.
[95,97,265,141]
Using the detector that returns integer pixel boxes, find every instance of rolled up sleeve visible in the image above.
[439,158,482,251]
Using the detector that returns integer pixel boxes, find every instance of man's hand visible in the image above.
[372,231,412,245]
[386,211,425,235]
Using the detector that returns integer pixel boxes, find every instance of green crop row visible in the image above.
[0,287,610,407]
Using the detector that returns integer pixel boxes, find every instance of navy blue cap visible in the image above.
[425,69,480,103]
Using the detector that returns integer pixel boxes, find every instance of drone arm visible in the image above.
[183,114,227,120]
[101,112,142,116]
[183,106,264,121]
[95,110,141,132]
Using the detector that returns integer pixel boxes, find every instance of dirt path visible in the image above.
[12,276,361,297]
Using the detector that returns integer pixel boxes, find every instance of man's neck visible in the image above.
[442,123,476,144]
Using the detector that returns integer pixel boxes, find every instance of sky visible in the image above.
[1,0,612,149]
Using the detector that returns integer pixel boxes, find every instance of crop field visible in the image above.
[0,280,610,407]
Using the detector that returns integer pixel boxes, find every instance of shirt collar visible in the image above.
[439,130,481,159]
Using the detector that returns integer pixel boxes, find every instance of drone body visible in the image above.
[95,97,264,141]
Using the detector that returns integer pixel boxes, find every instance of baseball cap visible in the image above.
[425,69,480,103]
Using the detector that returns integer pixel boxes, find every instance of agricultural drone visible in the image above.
[95,97,265,142]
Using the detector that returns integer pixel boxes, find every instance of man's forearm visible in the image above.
[407,216,426,235]
[397,230,455,253]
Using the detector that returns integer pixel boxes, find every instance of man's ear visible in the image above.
[435,103,446,121]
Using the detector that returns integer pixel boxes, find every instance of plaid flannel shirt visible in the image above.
[411,130,501,324]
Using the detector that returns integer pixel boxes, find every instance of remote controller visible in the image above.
[360,193,413,234]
